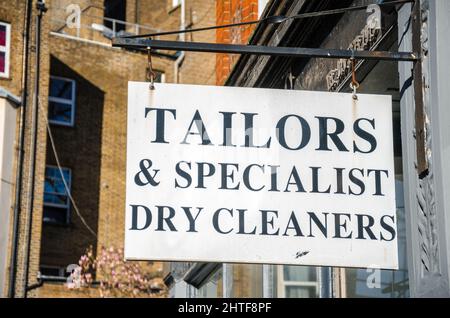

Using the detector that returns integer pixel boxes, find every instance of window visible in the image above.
[43,166,71,225]
[40,265,67,277]
[154,70,165,83]
[0,22,11,78]
[196,268,222,298]
[48,76,76,126]
[277,266,319,298]
[104,0,127,32]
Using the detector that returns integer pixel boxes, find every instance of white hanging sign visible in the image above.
[125,82,398,269]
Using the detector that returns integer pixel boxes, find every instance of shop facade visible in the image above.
[165,0,450,298]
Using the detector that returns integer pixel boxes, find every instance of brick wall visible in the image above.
[0,0,26,298]
[1,0,216,298]
[134,0,217,85]
[35,33,173,297]
[178,0,216,85]
[51,0,107,44]
[0,1,27,96]
[37,0,214,298]
[216,0,258,85]
[0,0,51,297]
[40,31,174,275]
[135,0,181,41]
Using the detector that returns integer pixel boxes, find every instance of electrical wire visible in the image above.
[45,117,97,238]
[120,0,414,39]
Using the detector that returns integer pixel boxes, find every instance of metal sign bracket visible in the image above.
[112,37,419,62]
[112,0,426,178]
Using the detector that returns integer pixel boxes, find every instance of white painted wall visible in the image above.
[258,0,270,18]
[0,97,18,297]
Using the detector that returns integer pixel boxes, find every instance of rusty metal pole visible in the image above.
[411,0,428,178]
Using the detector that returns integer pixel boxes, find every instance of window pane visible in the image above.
[197,269,222,298]
[45,173,67,195]
[61,169,71,183]
[48,100,73,124]
[0,52,5,73]
[43,206,68,224]
[52,178,66,194]
[44,192,68,206]
[154,71,164,83]
[104,0,126,32]
[46,166,70,182]
[285,286,317,298]
[40,267,64,277]
[283,266,317,282]
[44,167,70,206]
[44,167,71,224]
[0,25,6,46]
[49,78,73,100]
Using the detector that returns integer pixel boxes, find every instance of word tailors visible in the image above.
[145,107,378,154]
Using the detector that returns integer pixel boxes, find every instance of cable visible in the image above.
[45,117,97,238]
[123,18,260,38]
[120,0,414,39]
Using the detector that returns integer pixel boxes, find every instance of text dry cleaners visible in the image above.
[127,107,396,242]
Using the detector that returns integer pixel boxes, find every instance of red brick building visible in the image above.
[216,0,267,85]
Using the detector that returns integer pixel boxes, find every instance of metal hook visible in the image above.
[350,53,359,100]
[350,81,360,100]
[147,46,155,90]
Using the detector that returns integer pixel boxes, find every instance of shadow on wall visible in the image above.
[40,55,104,273]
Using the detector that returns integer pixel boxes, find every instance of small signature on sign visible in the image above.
[295,251,310,259]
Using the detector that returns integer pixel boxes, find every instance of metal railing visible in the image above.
[50,6,162,44]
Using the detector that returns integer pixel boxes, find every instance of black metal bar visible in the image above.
[112,38,419,62]
[25,280,43,292]
[120,0,414,39]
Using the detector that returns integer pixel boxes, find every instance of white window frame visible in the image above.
[277,265,320,298]
[172,0,182,8]
[48,76,76,127]
[43,165,72,225]
[0,21,11,78]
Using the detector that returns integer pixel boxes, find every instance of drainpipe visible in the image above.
[8,0,33,298]
[174,0,186,83]
[135,0,140,25]
[23,0,47,298]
